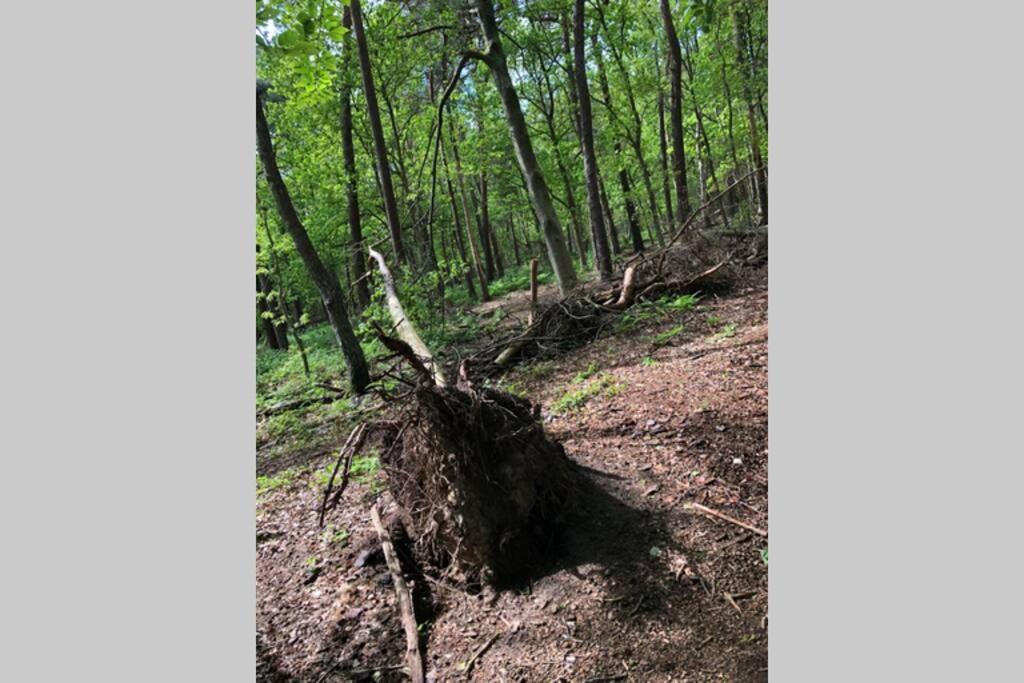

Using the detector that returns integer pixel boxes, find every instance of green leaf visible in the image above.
[276,29,303,49]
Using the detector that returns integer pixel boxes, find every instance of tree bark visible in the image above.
[477,173,496,281]
[448,114,490,301]
[731,2,768,225]
[350,0,406,262]
[340,6,371,311]
[473,0,577,294]
[660,0,692,227]
[257,90,370,394]
[572,0,612,280]
[440,130,477,299]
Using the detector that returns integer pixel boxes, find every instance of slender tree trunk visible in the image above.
[257,90,369,394]
[257,273,282,349]
[657,88,675,227]
[598,173,620,256]
[438,105,477,299]
[448,114,490,301]
[731,3,768,225]
[508,216,521,266]
[477,174,496,280]
[473,0,577,294]
[593,7,664,242]
[350,0,405,262]
[614,140,644,254]
[660,0,692,227]
[339,7,371,311]
[572,0,612,280]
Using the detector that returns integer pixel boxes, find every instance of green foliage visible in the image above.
[651,324,686,347]
[759,547,768,565]
[551,372,625,414]
[712,323,738,340]
[640,356,658,367]
[257,468,298,495]
[323,524,349,547]
[487,262,555,299]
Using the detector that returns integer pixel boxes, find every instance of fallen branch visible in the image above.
[370,504,425,683]
[462,632,499,676]
[258,393,346,418]
[686,502,767,537]
[318,424,369,527]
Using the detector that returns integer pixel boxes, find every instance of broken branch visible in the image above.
[370,504,425,683]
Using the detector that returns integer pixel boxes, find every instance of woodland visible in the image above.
[256,0,767,680]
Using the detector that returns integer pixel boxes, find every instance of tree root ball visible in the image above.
[380,384,576,586]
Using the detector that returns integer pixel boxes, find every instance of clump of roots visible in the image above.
[378,382,575,586]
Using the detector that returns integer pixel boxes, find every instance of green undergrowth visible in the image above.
[551,371,625,414]
[614,293,700,334]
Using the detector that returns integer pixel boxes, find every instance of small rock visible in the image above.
[732,457,743,465]
[715,424,726,432]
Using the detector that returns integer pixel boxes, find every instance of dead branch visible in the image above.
[607,266,637,310]
[686,502,767,537]
[370,504,425,683]
[463,632,499,676]
[318,424,369,527]
[368,247,446,386]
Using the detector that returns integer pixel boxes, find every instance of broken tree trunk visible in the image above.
[368,247,446,387]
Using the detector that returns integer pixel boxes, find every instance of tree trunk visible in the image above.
[508,216,521,266]
[572,0,612,280]
[593,5,664,243]
[257,274,282,349]
[339,7,371,311]
[615,141,645,254]
[473,0,577,294]
[598,173,620,256]
[350,0,405,262]
[658,88,674,229]
[731,3,768,225]
[660,0,692,227]
[477,174,496,281]
[257,90,369,394]
[439,125,477,299]
[448,114,490,302]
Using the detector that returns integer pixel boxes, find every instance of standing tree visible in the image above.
[572,0,612,279]
[470,0,578,295]
[339,5,371,311]
[256,82,370,394]
[660,0,692,227]
[349,0,406,263]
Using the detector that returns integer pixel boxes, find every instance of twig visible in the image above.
[584,675,627,683]
[370,504,425,683]
[318,424,369,527]
[724,592,743,615]
[686,502,767,537]
[463,632,499,676]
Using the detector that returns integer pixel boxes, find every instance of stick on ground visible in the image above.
[686,502,767,537]
[463,632,499,676]
[370,504,425,683]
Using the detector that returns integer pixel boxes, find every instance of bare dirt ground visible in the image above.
[257,264,768,682]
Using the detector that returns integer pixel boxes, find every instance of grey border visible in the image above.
[3,0,254,680]
[772,1,1022,680]
[4,0,1023,680]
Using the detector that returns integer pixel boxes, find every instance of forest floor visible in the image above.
[257,262,768,682]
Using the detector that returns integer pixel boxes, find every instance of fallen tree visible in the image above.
[321,249,577,589]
